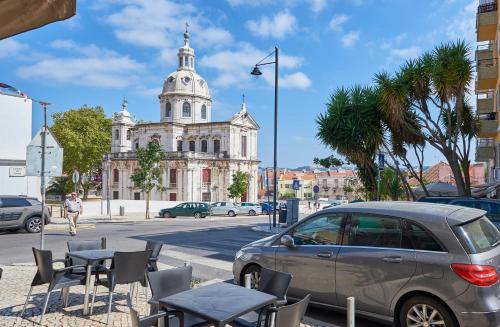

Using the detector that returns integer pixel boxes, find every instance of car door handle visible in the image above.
[317,252,333,258]
[383,256,402,263]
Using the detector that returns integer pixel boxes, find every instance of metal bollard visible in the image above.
[347,296,355,327]
[244,273,252,289]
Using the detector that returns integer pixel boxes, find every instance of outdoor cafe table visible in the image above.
[66,249,115,315]
[159,282,277,327]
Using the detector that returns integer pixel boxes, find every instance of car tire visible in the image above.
[194,212,202,219]
[228,210,236,217]
[163,211,172,218]
[241,264,261,289]
[262,209,269,215]
[249,209,256,216]
[7,228,20,233]
[400,295,457,327]
[25,216,42,233]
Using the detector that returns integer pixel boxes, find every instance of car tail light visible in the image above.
[451,263,499,286]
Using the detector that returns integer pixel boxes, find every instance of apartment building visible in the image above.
[476,0,500,181]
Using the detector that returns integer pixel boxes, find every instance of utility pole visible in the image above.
[39,102,49,250]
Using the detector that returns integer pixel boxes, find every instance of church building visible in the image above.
[103,30,260,202]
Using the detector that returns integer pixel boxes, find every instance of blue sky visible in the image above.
[0,0,478,168]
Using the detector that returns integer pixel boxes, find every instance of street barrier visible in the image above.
[347,296,355,327]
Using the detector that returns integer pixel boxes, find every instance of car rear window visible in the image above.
[455,217,500,254]
[0,197,31,207]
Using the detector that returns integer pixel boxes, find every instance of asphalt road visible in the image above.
[0,216,388,327]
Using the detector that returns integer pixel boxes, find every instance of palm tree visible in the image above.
[375,41,477,196]
[46,176,72,200]
[316,86,383,199]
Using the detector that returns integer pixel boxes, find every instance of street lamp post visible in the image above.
[39,102,49,250]
[251,46,279,227]
[105,154,112,220]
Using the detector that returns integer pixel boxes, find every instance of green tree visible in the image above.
[46,176,73,200]
[51,105,112,199]
[380,168,404,200]
[375,41,478,196]
[227,171,250,200]
[130,141,165,219]
[316,86,383,199]
[280,192,295,200]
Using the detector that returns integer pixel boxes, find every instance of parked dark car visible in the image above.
[418,197,500,228]
[159,202,209,218]
[233,201,500,327]
[0,195,51,233]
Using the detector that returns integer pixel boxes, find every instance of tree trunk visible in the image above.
[461,159,472,197]
[443,151,467,196]
[145,192,150,219]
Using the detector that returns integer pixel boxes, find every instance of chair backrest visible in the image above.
[67,238,106,266]
[275,294,310,327]
[145,240,163,260]
[257,267,292,303]
[32,247,54,284]
[148,265,192,302]
[112,250,152,285]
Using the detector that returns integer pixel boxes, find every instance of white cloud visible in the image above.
[246,11,297,39]
[446,0,477,44]
[309,0,327,13]
[328,14,350,31]
[390,46,421,58]
[101,0,233,66]
[0,39,27,59]
[341,31,360,48]
[17,41,144,88]
[280,72,312,89]
[199,42,309,89]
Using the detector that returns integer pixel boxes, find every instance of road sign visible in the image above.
[292,179,300,190]
[378,153,385,171]
[26,128,63,177]
[72,170,80,184]
[313,185,320,193]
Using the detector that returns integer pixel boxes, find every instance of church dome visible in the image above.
[162,70,210,99]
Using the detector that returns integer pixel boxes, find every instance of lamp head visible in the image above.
[251,65,262,76]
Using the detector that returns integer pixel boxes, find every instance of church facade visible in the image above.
[103,31,260,203]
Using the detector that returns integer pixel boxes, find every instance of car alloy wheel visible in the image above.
[242,265,261,289]
[406,304,446,327]
[249,210,256,216]
[26,217,42,233]
[262,209,269,215]
[228,210,236,217]
[163,211,172,218]
[194,212,201,219]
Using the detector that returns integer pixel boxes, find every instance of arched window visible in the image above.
[184,56,189,67]
[182,102,191,117]
[126,130,131,140]
[113,169,119,183]
[179,57,182,67]
[213,139,220,153]
[189,140,195,152]
[165,102,171,117]
[190,57,194,68]
[177,140,183,151]
[201,105,207,119]
[114,129,119,140]
[201,140,208,152]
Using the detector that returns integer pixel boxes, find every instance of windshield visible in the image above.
[455,216,500,254]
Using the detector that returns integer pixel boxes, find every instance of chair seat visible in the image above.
[53,274,86,290]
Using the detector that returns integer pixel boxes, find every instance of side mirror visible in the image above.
[281,235,295,248]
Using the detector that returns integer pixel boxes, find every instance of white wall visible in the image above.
[0,92,40,198]
[82,200,183,216]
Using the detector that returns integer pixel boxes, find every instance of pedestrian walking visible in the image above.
[308,201,311,209]
[64,192,83,236]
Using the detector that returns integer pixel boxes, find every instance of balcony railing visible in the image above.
[477,90,495,99]
[477,138,495,147]
[477,41,495,51]
[110,151,230,160]
[479,0,497,13]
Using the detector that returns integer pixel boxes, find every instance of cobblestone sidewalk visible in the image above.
[0,264,329,327]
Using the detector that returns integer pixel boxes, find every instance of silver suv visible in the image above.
[233,202,500,327]
[0,195,51,233]
[210,202,239,217]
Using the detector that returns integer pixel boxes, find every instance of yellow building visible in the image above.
[476,0,499,180]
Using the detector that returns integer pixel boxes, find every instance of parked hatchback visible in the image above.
[210,202,239,217]
[159,202,209,218]
[233,201,500,327]
[237,202,262,216]
[0,195,51,233]
[418,197,500,228]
